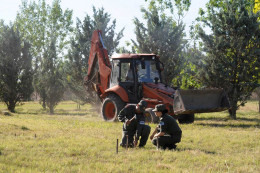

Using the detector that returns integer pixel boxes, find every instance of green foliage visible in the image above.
[15,0,73,111]
[172,46,203,89]
[198,0,260,119]
[132,3,186,85]
[40,37,65,114]
[207,0,255,9]
[255,0,260,13]
[0,23,33,112]
[145,0,191,17]
[65,7,124,104]
[15,0,73,61]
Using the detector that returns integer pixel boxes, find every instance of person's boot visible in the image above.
[120,143,126,147]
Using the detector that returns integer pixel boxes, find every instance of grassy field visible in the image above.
[0,101,259,173]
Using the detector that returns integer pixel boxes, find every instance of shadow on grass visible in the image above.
[196,114,260,129]
[195,112,260,129]
[195,122,260,129]
[196,116,260,123]
[176,147,216,155]
[236,117,260,122]
[15,108,100,117]
[195,117,229,121]
[146,146,216,155]
[54,112,99,116]
[15,111,90,116]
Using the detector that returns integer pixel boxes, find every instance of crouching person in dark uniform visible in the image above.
[118,100,151,148]
[150,104,182,150]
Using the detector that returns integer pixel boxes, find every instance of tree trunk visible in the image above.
[228,106,237,119]
[228,86,238,119]
[42,97,46,109]
[228,95,237,119]
[49,104,54,115]
[255,87,260,113]
[258,98,260,113]
[7,101,16,113]
[77,102,81,110]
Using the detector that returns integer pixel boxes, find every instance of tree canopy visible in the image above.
[145,0,191,17]
[15,0,73,69]
[0,23,33,112]
[254,0,260,12]
[198,0,260,119]
[132,2,187,85]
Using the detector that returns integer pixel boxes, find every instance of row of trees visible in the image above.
[0,0,259,119]
[0,0,124,114]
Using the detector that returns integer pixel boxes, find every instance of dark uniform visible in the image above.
[135,112,151,147]
[152,104,182,150]
[118,102,150,147]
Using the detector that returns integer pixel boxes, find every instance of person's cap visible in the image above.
[152,104,166,112]
[138,100,148,110]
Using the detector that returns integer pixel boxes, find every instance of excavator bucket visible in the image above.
[173,89,230,115]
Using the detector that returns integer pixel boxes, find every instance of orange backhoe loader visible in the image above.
[84,30,230,123]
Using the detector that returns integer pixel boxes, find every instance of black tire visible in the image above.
[101,94,125,122]
[178,114,195,124]
[144,108,159,124]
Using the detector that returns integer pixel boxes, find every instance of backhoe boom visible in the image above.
[85,30,111,95]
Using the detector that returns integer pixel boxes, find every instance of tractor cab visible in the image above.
[110,54,163,103]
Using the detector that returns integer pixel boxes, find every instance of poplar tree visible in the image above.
[15,0,73,111]
[41,37,65,114]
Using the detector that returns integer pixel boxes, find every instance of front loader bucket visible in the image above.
[173,89,230,115]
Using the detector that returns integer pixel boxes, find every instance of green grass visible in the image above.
[0,101,259,172]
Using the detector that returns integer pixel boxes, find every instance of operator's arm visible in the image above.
[126,69,133,81]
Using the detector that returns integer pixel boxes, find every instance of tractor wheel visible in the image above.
[144,108,159,124]
[101,94,125,122]
[178,114,195,124]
